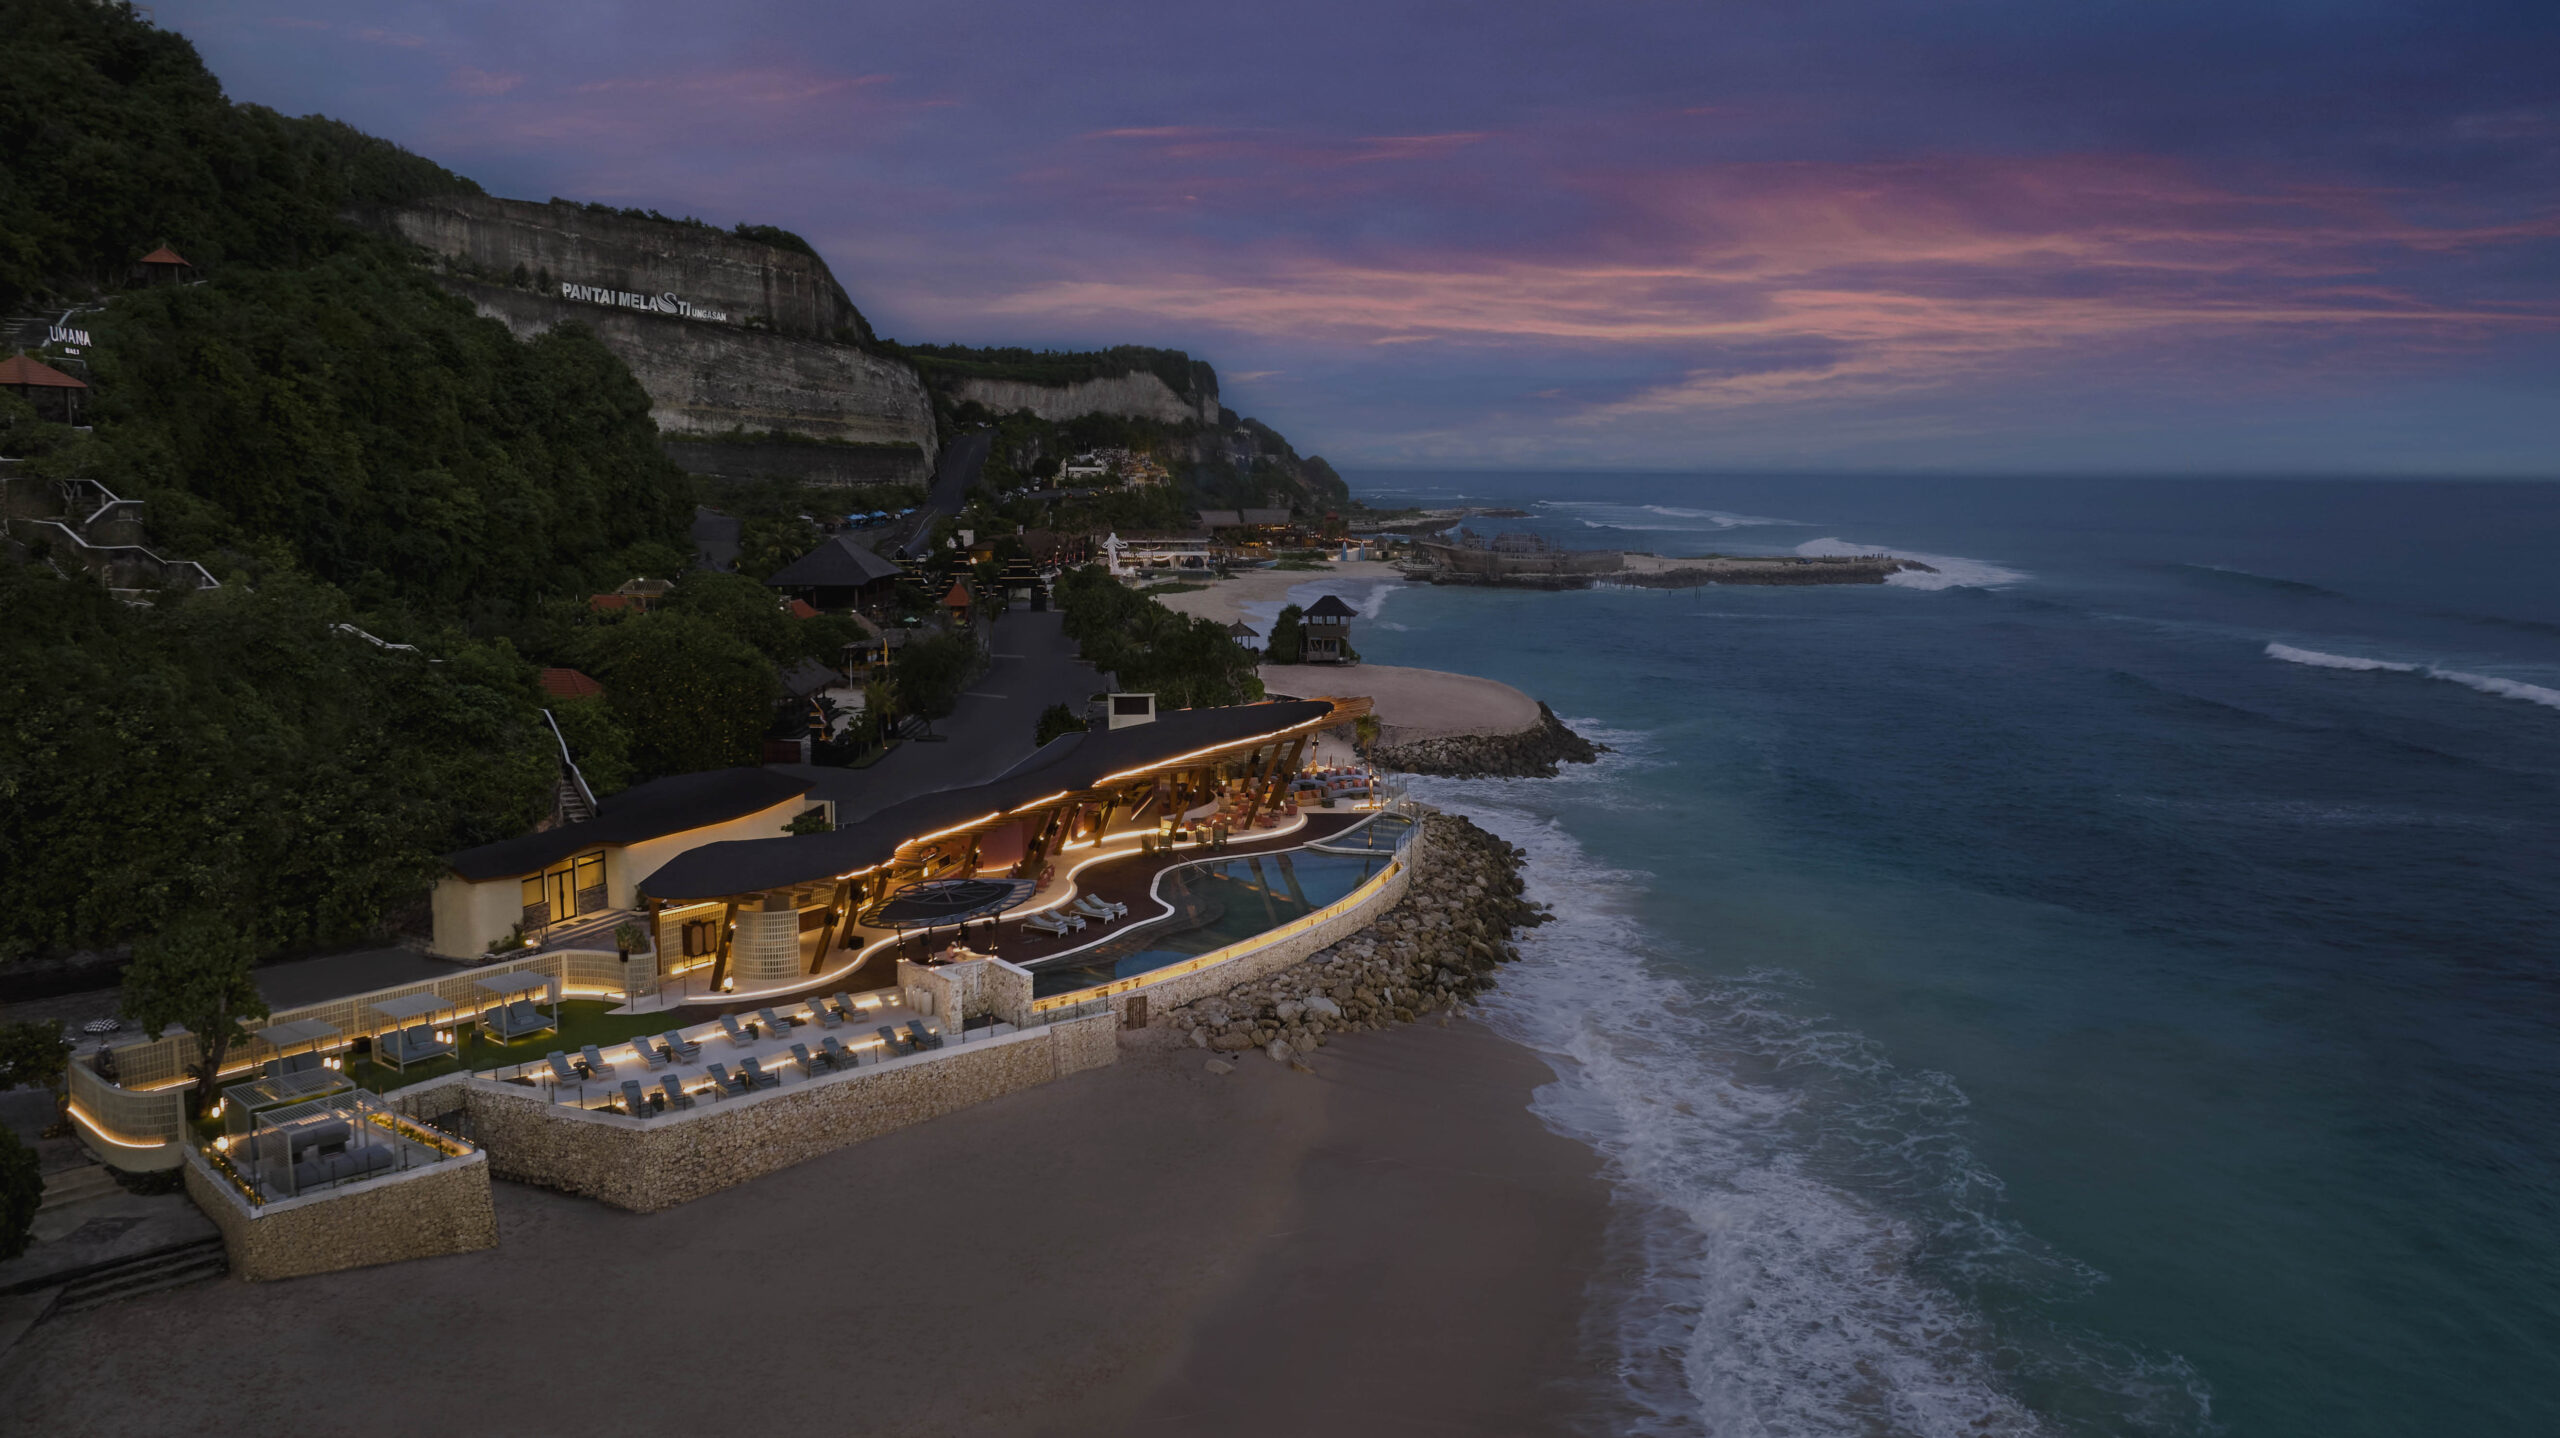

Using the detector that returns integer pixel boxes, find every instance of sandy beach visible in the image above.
[1264,661,1543,743]
[0,1021,1612,1436]
[1153,559,1405,627]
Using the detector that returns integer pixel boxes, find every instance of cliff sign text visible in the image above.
[558,282,729,323]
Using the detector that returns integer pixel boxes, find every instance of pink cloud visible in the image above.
[964,152,2560,415]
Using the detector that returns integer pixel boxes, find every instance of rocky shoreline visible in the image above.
[1163,812,1542,1064]
[1372,701,1603,779]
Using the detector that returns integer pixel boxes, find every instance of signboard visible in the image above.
[48,325,91,347]
[558,282,729,323]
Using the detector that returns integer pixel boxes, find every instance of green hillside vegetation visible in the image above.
[0,0,477,309]
[1052,564,1262,708]
[894,343,1215,403]
[0,1,789,966]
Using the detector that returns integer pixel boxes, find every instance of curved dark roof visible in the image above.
[1304,594,1358,619]
[767,535,903,589]
[641,700,1333,901]
[447,768,813,882]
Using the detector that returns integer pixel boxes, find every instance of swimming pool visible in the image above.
[1028,847,1397,998]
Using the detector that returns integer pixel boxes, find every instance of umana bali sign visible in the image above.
[558,282,730,324]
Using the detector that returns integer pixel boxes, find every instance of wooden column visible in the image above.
[807,877,853,974]
[707,899,739,991]
[1237,740,1283,828]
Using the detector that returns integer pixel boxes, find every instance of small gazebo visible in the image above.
[0,353,87,424]
[941,579,973,626]
[137,244,192,284]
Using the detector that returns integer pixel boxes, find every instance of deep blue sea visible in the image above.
[1318,473,2560,1437]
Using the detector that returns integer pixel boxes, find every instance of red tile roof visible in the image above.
[941,581,971,608]
[538,667,603,700]
[0,354,86,389]
[588,594,634,612]
[785,598,820,620]
[139,245,190,266]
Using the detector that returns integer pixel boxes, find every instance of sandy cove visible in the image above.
[0,1023,1613,1436]
[1152,559,1406,628]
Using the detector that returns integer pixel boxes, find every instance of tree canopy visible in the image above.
[1053,565,1263,708]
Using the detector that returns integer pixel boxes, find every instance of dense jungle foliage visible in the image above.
[1052,564,1264,709]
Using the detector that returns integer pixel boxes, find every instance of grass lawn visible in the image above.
[343,1000,696,1094]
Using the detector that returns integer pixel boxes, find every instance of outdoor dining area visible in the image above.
[484,990,990,1119]
[210,1086,469,1203]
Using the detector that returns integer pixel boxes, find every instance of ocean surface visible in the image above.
[1319,473,2560,1437]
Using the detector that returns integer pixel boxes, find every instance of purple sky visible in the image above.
[167,1,2560,473]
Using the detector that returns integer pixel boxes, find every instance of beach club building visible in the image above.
[66,696,1409,1281]
[431,768,820,959]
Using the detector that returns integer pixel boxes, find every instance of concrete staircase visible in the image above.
[44,1236,228,1318]
[37,1163,120,1211]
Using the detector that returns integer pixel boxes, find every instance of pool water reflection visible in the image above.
[1028,848,1394,998]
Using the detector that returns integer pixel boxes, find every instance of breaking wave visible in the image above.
[1553,501,1802,533]
[1405,758,2210,1437]
[2265,643,2560,711]
[1796,537,2029,591]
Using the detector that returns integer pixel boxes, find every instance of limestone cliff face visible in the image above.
[952,371,1218,427]
[384,195,871,342]
[454,280,936,450]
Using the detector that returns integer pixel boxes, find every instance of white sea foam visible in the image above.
[1553,501,1801,532]
[1403,759,2209,1436]
[1794,537,2029,590]
[1235,575,1403,640]
[2265,643,2560,711]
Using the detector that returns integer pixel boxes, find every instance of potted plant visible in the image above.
[614,920,646,961]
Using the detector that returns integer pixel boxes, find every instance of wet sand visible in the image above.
[1,1021,1611,1437]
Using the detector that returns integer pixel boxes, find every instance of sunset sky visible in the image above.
[164,1,2559,473]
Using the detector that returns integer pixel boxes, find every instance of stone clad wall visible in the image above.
[183,1148,498,1282]
[1047,1012,1119,1075]
[460,1024,1108,1213]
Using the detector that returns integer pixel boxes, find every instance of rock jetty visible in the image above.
[1372,702,1602,779]
[1162,812,1544,1062]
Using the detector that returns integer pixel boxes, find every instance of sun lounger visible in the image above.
[581,1044,615,1079]
[661,1030,701,1061]
[904,1020,942,1052]
[832,992,864,1022]
[738,1057,780,1090]
[706,1063,747,1096]
[546,1052,584,1085]
[720,1013,756,1047]
[1072,895,1124,922]
[804,1000,841,1029]
[621,1078,653,1117]
[876,1025,913,1056]
[660,1076,696,1111]
[791,1041,828,1076]
[624,1037,662,1070]
[1024,910,1080,937]
[821,1035,854,1069]
[758,1007,797,1037]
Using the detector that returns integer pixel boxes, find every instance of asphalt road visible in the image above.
[770,607,1106,821]
[891,428,991,560]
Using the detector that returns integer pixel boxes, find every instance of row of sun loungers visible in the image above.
[1024,893,1129,937]
[529,994,951,1116]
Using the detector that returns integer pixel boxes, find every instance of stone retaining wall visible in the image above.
[460,1022,1111,1213]
[183,1148,498,1282]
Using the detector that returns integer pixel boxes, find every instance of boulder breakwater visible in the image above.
[1164,813,1542,1065]
[1373,702,1604,779]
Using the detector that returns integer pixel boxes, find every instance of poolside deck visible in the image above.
[918,810,1370,969]
[491,992,951,1115]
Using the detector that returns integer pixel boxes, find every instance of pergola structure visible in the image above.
[641,697,1369,990]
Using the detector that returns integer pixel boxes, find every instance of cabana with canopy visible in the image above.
[473,970,559,1043]
[225,1019,353,1123]
[368,991,461,1071]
